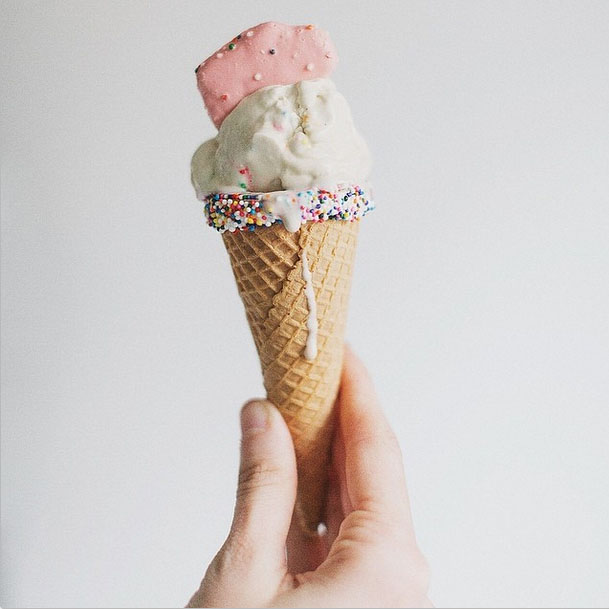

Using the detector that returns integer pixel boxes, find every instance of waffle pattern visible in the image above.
[223,220,360,532]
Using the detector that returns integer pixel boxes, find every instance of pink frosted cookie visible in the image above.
[195,22,338,128]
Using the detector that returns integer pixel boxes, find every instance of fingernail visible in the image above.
[240,400,270,433]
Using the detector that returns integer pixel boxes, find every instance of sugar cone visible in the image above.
[222,219,360,533]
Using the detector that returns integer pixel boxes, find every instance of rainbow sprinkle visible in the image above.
[202,185,375,233]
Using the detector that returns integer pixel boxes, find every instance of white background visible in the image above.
[2,1,608,607]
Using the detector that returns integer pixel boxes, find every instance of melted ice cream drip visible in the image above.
[263,192,302,232]
[257,192,318,361]
[300,250,318,361]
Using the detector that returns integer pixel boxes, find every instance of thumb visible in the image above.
[226,399,297,575]
[187,401,297,608]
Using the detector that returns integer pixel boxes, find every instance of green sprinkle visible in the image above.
[228,43,235,50]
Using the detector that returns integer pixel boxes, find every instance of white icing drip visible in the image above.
[264,192,302,232]
[264,193,316,359]
[301,250,318,361]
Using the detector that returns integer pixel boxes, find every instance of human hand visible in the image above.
[187,346,432,608]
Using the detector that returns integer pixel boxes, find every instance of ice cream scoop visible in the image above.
[191,78,371,196]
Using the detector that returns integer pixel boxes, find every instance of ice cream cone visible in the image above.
[223,219,360,533]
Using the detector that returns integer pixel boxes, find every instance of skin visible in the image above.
[187,346,433,608]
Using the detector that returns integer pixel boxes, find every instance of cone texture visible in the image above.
[223,220,360,533]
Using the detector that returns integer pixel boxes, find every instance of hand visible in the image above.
[187,346,432,608]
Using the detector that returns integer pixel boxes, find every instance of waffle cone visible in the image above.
[222,219,360,533]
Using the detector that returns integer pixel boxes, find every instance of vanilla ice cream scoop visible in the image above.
[191,78,371,195]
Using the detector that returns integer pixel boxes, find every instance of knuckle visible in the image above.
[208,535,255,580]
[207,542,237,577]
[355,494,410,529]
[339,509,398,547]
[193,543,252,606]
[223,533,255,568]
[237,460,284,496]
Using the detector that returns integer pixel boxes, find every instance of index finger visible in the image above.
[338,346,414,528]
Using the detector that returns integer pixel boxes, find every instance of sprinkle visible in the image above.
[216,52,224,58]
[306,24,314,30]
[194,65,200,74]
[201,184,375,233]
[220,94,228,101]
[228,43,235,50]
[253,72,262,81]
[269,48,276,54]
[246,30,254,37]
[236,34,242,39]
[306,63,314,71]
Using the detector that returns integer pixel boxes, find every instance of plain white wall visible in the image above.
[2,1,608,607]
